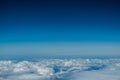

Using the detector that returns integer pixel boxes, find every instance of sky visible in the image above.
[0,0,120,59]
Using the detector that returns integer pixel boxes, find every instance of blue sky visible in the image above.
[0,0,120,59]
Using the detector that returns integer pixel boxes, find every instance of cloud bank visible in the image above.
[1,42,120,59]
[0,59,120,80]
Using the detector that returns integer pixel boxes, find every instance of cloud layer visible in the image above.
[0,59,120,80]
[1,42,120,59]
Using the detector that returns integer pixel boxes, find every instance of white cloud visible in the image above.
[0,59,120,80]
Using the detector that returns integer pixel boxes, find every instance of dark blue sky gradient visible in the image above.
[0,0,120,42]
[0,0,120,59]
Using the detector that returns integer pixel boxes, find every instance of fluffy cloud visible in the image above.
[0,59,120,80]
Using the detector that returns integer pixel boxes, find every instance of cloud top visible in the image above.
[0,59,120,80]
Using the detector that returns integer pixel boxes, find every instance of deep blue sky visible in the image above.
[0,0,120,59]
